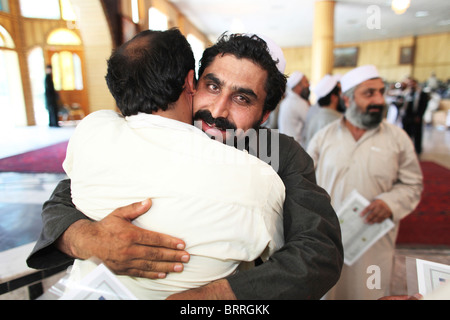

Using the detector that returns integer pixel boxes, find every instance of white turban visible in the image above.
[340,65,380,92]
[286,71,304,89]
[313,74,339,99]
[244,33,286,73]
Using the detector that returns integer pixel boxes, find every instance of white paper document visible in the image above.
[337,190,395,266]
[416,258,450,296]
[59,263,138,300]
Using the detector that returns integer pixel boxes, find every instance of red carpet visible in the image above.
[0,141,68,173]
[396,161,450,246]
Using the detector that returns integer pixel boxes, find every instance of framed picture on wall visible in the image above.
[399,46,415,65]
[333,47,359,68]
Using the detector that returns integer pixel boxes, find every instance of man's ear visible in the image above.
[261,110,271,125]
[185,70,196,95]
[342,95,350,108]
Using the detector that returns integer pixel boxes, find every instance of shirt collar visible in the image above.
[125,113,207,137]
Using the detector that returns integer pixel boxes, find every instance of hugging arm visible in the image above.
[27,179,189,279]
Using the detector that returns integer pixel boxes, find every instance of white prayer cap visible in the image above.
[340,65,380,92]
[313,74,339,99]
[286,71,304,89]
[244,33,286,73]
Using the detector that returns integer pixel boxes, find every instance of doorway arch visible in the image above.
[43,27,88,120]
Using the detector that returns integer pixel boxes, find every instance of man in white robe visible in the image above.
[308,65,423,300]
[278,71,310,146]
[303,74,342,148]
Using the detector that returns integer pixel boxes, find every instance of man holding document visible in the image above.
[307,65,423,300]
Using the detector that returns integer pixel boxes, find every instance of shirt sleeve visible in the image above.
[26,179,86,269]
[227,133,344,299]
[375,130,423,222]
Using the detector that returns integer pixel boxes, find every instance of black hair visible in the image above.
[105,28,195,116]
[198,33,287,114]
[317,84,341,107]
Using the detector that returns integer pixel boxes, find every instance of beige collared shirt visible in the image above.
[307,118,422,222]
[307,118,423,299]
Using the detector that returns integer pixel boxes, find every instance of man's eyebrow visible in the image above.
[204,73,223,86]
[233,86,258,100]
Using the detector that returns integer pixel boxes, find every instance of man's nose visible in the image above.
[373,91,385,105]
[210,95,230,119]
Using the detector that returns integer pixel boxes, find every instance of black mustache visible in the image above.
[194,110,237,131]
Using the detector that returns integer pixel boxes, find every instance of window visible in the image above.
[20,0,61,19]
[0,25,26,127]
[60,0,77,21]
[47,28,82,45]
[19,0,77,20]
[0,0,10,13]
[51,51,83,91]
[131,0,139,24]
[46,28,83,91]
[28,47,47,125]
[148,7,168,31]
[0,25,14,48]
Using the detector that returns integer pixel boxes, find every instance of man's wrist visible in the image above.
[55,219,93,260]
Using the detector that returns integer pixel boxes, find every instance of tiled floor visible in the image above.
[0,123,448,299]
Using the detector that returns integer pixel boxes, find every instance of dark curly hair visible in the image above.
[198,33,287,114]
[105,28,195,116]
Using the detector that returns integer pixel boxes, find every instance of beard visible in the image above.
[300,87,310,101]
[345,100,385,130]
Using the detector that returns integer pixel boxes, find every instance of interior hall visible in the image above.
[0,0,449,301]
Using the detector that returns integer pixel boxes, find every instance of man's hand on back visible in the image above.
[56,199,190,279]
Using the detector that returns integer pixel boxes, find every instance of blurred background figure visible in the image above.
[302,74,342,148]
[44,65,60,127]
[278,71,311,147]
[401,77,430,154]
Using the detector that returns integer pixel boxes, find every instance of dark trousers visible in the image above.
[48,104,59,127]
[403,117,423,154]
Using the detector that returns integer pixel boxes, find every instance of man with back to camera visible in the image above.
[27,31,343,300]
[307,65,423,300]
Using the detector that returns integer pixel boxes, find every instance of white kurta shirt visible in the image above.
[307,119,423,300]
[63,110,285,299]
[278,88,309,146]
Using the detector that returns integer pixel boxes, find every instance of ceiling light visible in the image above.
[438,19,450,26]
[415,11,429,17]
[391,0,411,15]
